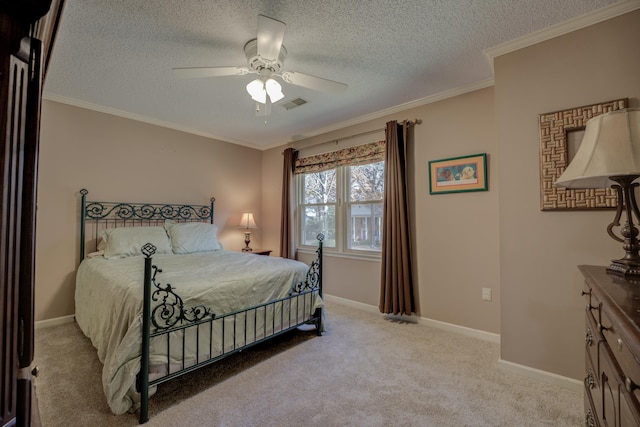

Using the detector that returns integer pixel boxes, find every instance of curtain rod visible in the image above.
[290,118,422,152]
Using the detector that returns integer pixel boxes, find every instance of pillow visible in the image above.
[87,250,104,258]
[164,220,222,254]
[99,226,172,259]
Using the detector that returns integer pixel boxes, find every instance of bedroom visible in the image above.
[2,0,640,425]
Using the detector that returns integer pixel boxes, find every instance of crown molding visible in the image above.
[45,78,495,152]
[484,0,640,72]
[288,78,495,145]
[42,93,265,150]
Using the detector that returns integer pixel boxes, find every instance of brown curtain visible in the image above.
[379,120,415,315]
[280,148,297,259]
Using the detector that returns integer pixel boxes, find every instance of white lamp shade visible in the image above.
[246,79,267,104]
[265,78,284,103]
[246,78,285,104]
[238,213,257,229]
[555,108,640,188]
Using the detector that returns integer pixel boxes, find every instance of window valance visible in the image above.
[294,140,385,174]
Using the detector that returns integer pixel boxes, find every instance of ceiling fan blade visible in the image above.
[281,71,347,95]
[172,66,250,79]
[257,14,285,62]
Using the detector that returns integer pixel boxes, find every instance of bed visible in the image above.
[74,189,324,423]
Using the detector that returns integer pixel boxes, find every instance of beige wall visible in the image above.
[36,101,263,321]
[261,146,285,253]
[261,86,501,332]
[495,10,640,379]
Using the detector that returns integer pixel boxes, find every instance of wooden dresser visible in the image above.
[580,265,640,426]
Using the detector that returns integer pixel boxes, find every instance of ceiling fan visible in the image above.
[172,15,348,108]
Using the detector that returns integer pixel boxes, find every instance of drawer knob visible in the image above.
[584,370,596,389]
[626,376,639,393]
[585,328,593,346]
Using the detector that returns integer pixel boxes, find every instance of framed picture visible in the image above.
[428,153,487,195]
[538,98,627,210]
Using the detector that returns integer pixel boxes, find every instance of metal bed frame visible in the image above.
[78,189,324,424]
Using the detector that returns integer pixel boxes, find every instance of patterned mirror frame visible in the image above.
[539,98,628,211]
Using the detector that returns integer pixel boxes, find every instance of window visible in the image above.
[298,160,384,254]
[300,169,337,247]
[348,162,384,251]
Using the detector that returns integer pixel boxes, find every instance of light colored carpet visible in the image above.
[34,300,582,426]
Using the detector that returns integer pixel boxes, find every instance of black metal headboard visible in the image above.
[79,189,215,261]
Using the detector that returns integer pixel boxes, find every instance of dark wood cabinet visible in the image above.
[580,265,640,427]
[0,2,63,426]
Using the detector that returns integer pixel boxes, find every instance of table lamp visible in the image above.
[238,212,257,251]
[555,108,640,275]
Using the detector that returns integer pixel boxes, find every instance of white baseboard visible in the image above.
[324,293,499,343]
[497,359,583,394]
[418,317,500,343]
[324,294,380,315]
[34,314,75,330]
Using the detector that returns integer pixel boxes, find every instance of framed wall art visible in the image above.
[428,153,487,195]
[539,98,628,211]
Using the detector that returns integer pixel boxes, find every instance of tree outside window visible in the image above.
[302,170,337,247]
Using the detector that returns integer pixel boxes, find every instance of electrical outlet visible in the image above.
[482,287,492,301]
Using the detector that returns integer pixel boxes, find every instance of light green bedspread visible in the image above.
[75,251,322,414]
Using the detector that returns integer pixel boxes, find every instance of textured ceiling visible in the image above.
[43,0,632,149]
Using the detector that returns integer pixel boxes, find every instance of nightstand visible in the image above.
[243,249,272,256]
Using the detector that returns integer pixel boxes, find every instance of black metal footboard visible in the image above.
[137,237,324,424]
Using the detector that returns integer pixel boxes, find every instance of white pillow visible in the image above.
[164,220,222,254]
[100,226,172,259]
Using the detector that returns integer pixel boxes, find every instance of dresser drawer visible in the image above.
[600,343,622,426]
[620,383,640,427]
[600,309,640,403]
[586,309,599,378]
[600,341,640,426]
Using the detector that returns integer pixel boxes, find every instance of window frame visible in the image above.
[296,161,384,258]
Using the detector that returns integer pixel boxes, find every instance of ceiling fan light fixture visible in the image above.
[174,15,349,113]
[265,78,284,103]
[247,77,284,104]
[246,78,267,103]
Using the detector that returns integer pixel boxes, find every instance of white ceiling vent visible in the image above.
[281,98,308,110]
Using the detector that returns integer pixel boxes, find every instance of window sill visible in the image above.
[297,247,381,262]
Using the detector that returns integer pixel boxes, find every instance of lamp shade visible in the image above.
[246,78,284,104]
[555,108,640,189]
[238,213,257,229]
[265,78,284,102]
[246,79,267,104]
